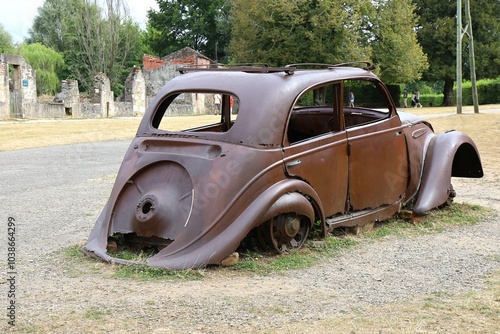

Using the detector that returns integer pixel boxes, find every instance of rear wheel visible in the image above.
[257,213,310,253]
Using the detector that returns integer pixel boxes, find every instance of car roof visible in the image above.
[140,65,382,147]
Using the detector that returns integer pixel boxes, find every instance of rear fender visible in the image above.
[413,130,483,213]
[145,179,322,269]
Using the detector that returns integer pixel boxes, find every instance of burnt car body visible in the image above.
[84,64,483,269]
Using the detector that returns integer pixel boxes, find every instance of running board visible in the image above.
[326,202,401,232]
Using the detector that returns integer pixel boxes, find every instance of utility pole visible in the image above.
[456,0,479,114]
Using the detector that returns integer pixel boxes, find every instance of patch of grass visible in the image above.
[58,244,204,281]
[85,307,111,320]
[231,203,489,273]
[231,236,359,273]
[365,203,491,240]
[113,263,205,281]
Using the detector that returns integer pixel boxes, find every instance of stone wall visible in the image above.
[0,62,8,119]
[54,79,80,117]
[0,54,37,120]
[114,102,133,117]
[118,66,146,116]
[35,102,66,118]
[143,63,180,108]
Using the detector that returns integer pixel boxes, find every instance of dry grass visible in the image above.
[269,270,500,334]
[399,103,499,116]
[0,115,220,151]
[428,111,500,182]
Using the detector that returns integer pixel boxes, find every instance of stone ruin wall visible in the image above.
[0,54,37,119]
[0,48,214,120]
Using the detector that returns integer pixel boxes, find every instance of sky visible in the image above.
[0,0,159,44]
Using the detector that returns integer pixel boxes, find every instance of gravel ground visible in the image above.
[0,136,498,333]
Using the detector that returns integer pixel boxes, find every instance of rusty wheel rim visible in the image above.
[258,214,310,253]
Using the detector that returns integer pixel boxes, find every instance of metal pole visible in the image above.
[465,0,479,113]
[456,0,462,114]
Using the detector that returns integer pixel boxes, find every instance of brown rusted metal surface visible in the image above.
[83,64,483,269]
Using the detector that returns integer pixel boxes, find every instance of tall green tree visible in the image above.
[0,24,14,53]
[230,0,374,66]
[414,0,500,105]
[18,43,64,95]
[28,0,143,95]
[66,0,142,94]
[146,0,231,61]
[27,0,69,52]
[371,0,428,84]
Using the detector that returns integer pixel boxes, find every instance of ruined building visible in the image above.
[0,47,214,120]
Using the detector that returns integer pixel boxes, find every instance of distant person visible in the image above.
[214,94,221,114]
[415,90,422,108]
[349,91,355,107]
[403,89,408,108]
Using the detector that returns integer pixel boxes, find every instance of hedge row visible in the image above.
[396,78,500,107]
[458,78,500,105]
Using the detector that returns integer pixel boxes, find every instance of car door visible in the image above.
[344,79,408,211]
[282,83,349,216]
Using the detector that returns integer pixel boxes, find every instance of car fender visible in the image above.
[86,179,322,269]
[144,178,321,269]
[413,130,483,213]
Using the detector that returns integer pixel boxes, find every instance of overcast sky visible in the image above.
[0,0,159,44]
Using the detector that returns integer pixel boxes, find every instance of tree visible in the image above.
[18,43,64,95]
[371,0,428,84]
[414,0,500,106]
[146,0,231,61]
[66,0,142,94]
[229,0,374,66]
[28,0,143,95]
[27,0,69,52]
[0,23,14,53]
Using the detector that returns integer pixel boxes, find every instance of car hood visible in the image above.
[397,110,424,125]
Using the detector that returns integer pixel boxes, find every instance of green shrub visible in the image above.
[455,78,500,105]
[419,94,444,107]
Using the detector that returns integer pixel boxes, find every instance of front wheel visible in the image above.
[257,213,310,253]
[438,183,456,209]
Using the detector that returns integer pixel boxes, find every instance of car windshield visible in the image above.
[152,92,239,132]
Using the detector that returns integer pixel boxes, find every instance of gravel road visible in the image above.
[0,135,498,333]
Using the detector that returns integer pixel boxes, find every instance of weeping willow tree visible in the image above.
[18,43,64,95]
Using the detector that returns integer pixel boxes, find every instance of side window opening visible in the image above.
[152,92,239,132]
[343,79,391,128]
[287,83,341,144]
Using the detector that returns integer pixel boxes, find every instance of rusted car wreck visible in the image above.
[84,63,483,269]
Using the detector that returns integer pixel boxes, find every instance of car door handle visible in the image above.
[287,159,301,168]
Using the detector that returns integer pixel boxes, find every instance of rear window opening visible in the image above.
[152,92,239,132]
